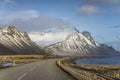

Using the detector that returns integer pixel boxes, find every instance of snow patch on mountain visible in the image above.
[29,26,76,47]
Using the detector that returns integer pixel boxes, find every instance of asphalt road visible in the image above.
[0,59,75,80]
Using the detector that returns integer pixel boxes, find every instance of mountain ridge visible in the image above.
[44,29,119,56]
[0,26,45,55]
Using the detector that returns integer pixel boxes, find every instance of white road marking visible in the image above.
[17,67,37,80]
[30,67,36,72]
[17,73,28,80]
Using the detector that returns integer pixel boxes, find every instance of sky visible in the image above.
[0,0,120,43]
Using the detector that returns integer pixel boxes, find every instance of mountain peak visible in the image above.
[3,26,18,32]
[0,26,30,40]
[73,28,80,33]
[5,26,16,29]
[0,26,44,54]
[82,31,100,46]
[82,31,91,39]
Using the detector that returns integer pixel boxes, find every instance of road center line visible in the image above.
[17,67,37,80]
[17,73,28,80]
[30,67,36,72]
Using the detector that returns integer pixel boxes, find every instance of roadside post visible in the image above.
[13,61,16,66]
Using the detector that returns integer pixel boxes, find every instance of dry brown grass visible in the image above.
[57,58,120,80]
[76,65,120,79]
[0,55,50,63]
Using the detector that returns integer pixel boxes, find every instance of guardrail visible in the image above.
[0,62,14,68]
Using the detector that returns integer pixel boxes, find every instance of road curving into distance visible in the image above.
[0,59,75,80]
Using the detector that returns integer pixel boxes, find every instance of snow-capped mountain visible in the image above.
[44,29,119,56]
[0,26,44,54]
[0,26,118,56]
[29,26,76,47]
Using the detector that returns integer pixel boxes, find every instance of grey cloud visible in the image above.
[0,10,39,25]
[77,0,120,15]
[110,25,120,28]
[4,0,15,4]
[118,35,120,40]
[85,0,120,5]
[77,5,101,15]
[0,8,72,32]
[116,8,120,14]
[9,17,73,32]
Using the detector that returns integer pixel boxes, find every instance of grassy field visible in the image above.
[57,58,120,80]
[0,55,51,63]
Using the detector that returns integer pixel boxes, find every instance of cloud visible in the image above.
[9,17,73,32]
[115,8,120,14]
[78,5,100,15]
[118,35,120,40]
[77,0,120,15]
[0,0,72,32]
[110,25,120,28]
[4,0,16,4]
[0,10,39,25]
[85,0,120,5]
[0,9,72,32]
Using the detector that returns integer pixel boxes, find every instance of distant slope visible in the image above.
[106,41,120,52]
[0,26,45,55]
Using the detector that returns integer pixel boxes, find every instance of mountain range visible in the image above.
[0,26,119,56]
[29,26,119,56]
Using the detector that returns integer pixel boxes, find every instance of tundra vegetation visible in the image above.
[0,55,50,63]
[57,58,120,80]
